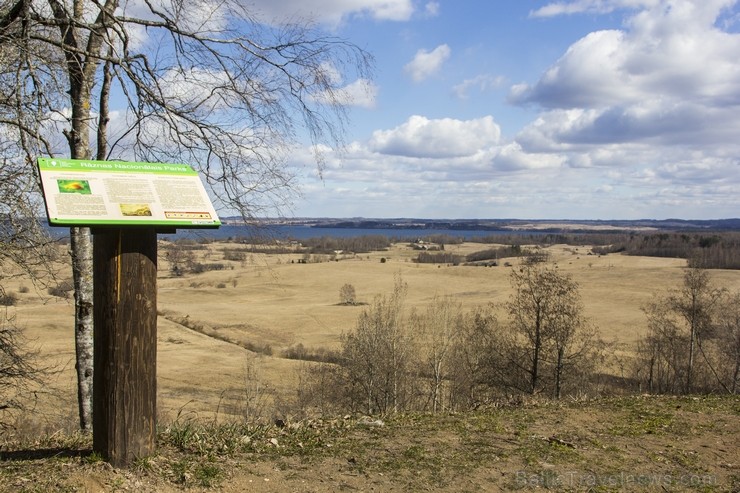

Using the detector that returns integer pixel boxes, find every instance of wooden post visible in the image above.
[93,228,158,467]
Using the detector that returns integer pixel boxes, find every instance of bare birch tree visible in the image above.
[339,283,357,305]
[669,269,725,393]
[0,0,372,429]
[506,264,591,397]
[412,295,461,412]
[1,87,58,423]
[340,277,414,414]
[716,292,740,393]
[637,268,729,394]
[446,305,500,410]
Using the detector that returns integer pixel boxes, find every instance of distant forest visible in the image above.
[299,217,740,232]
[305,231,740,270]
[193,228,740,270]
[589,232,740,270]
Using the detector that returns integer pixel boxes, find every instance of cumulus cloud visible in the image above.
[292,1,740,219]
[453,74,506,100]
[309,62,378,108]
[116,0,231,45]
[311,78,378,109]
[158,67,233,112]
[368,115,501,158]
[245,0,415,25]
[510,0,740,157]
[513,1,740,109]
[335,79,379,109]
[404,44,451,82]
[509,30,635,109]
[530,0,659,18]
[491,142,565,171]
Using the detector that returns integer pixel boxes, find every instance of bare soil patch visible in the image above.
[1,396,737,492]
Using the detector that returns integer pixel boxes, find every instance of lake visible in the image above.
[160,224,536,242]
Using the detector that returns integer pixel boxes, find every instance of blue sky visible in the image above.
[240,0,740,220]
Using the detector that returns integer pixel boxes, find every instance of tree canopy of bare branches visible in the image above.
[505,264,599,398]
[1,0,373,214]
[636,268,733,394]
[1,0,373,429]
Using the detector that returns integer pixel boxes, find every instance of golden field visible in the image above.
[5,240,740,426]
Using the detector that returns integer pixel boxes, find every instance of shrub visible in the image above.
[0,291,18,306]
[190,262,227,274]
[222,249,247,261]
[282,343,341,364]
[48,279,74,299]
[339,283,357,305]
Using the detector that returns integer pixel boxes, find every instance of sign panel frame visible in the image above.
[37,158,221,229]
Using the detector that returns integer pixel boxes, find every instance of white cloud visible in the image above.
[340,79,379,109]
[510,0,740,178]
[453,74,506,100]
[295,124,740,218]
[425,2,441,17]
[114,0,415,51]
[468,1,740,218]
[245,0,415,25]
[310,62,378,108]
[157,67,233,112]
[509,29,635,109]
[117,0,230,43]
[530,0,659,18]
[492,142,565,171]
[368,115,501,158]
[404,44,451,82]
[514,1,740,110]
[313,78,378,109]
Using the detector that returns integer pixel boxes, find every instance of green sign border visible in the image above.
[38,157,199,175]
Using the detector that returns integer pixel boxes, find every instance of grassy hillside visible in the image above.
[1,239,739,491]
[1,395,738,492]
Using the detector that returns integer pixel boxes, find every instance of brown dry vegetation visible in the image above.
[1,239,739,491]
[1,395,738,492]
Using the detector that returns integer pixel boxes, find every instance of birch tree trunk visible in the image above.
[60,0,117,430]
[70,227,94,430]
[2,0,370,433]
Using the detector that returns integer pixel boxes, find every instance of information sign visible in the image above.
[37,158,221,228]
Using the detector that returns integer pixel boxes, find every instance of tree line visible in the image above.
[175,230,740,270]
[298,267,606,415]
[470,232,740,270]
[292,265,739,417]
[302,235,392,254]
[633,269,740,394]
[591,232,740,270]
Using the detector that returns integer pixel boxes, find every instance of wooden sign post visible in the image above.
[37,158,219,467]
[92,228,158,466]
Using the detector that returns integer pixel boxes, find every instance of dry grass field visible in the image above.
[5,239,739,425]
[2,239,740,491]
